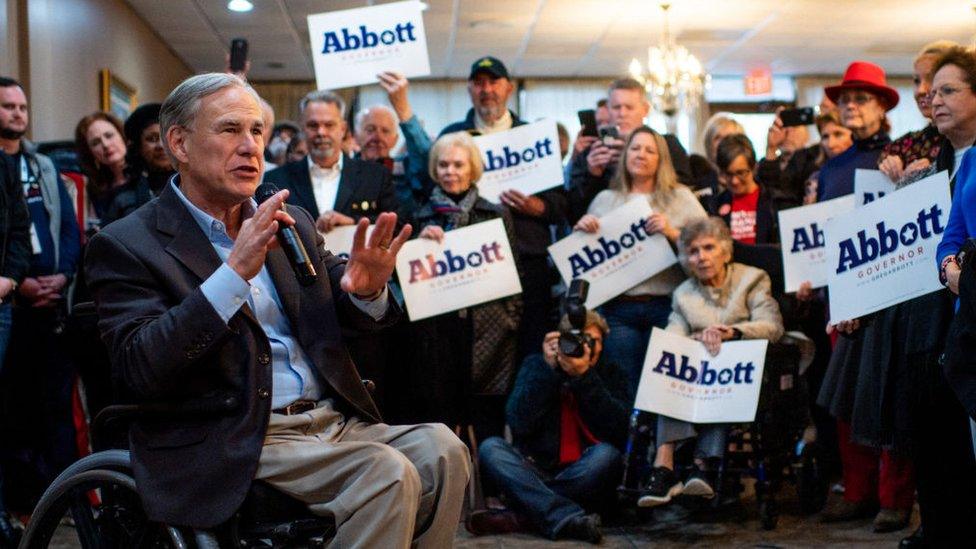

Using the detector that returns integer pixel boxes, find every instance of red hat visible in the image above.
[824,61,899,111]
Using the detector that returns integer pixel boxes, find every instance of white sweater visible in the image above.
[585,186,707,297]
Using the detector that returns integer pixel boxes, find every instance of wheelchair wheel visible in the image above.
[795,441,828,514]
[20,468,178,549]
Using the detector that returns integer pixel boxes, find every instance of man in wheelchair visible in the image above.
[78,73,470,547]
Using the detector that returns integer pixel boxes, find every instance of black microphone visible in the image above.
[254,183,317,286]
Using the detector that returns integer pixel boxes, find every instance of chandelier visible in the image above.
[629,2,708,117]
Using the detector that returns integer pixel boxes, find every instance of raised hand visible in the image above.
[341,212,412,298]
[377,71,413,121]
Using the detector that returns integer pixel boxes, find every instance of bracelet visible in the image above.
[939,255,956,287]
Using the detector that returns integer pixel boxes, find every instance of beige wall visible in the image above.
[26,0,191,141]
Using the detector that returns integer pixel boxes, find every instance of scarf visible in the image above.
[429,185,480,230]
[558,386,600,466]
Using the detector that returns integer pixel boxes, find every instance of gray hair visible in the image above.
[558,310,610,337]
[159,72,261,162]
[354,105,398,133]
[299,90,346,119]
[677,217,734,271]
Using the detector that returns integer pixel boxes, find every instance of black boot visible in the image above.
[0,513,23,549]
[899,525,923,548]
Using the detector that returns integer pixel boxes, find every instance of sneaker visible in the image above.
[873,508,910,533]
[681,466,715,499]
[637,466,683,507]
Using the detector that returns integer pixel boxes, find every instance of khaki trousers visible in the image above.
[256,400,471,548]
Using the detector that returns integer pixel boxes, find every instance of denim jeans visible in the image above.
[656,415,729,460]
[479,437,622,539]
[599,297,672,392]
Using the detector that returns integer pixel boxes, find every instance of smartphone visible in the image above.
[598,125,620,145]
[229,38,249,73]
[577,109,598,137]
[780,106,815,127]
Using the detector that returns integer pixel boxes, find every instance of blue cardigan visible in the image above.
[937,147,976,265]
[816,132,890,202]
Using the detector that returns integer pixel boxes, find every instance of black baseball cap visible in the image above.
[469,56,509,80]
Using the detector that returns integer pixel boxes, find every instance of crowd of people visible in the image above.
[1,38,976,547]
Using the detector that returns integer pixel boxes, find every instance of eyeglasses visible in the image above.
[836,92,876,106]
[928,85,969,100]
[722,168,753,181]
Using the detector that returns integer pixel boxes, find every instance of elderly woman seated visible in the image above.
[640,217,784,507]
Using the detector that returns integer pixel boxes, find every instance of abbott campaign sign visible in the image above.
[634,328,768,423]
[548,199,677,308]
[473,120,564,204]
[395,219,522,321]
[824,171,951,322]
[777,195,856,292]
[320,225,375,260]
[307,1,431,90]
[854,169,896,206]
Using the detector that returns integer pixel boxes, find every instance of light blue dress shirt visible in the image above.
[170,179,388,409]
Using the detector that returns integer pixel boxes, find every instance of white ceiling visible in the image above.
[125,0,976,82]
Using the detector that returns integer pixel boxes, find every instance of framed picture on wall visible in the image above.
[99,69,137,120]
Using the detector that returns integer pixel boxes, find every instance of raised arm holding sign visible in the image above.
[307,1,431,90]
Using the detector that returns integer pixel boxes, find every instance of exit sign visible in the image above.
[744,69,772,96]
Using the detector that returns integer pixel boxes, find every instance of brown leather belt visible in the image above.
[273,399,317,416]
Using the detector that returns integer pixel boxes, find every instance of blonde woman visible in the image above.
[407,131,522,441]
[574,125,706,389]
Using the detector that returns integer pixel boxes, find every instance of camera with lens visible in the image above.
[558,279,593,358]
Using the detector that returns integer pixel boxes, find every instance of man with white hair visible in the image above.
[84,72,470,547]
[352,71,433,220]
[265,89,399,234]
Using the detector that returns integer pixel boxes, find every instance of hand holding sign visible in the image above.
[825,171,951,322]
[635,328,768,424]
[473,121,564,204]
[499,189,546,217]
[316,210,356,233]
[549,198,677,308]
[395,219,522,320]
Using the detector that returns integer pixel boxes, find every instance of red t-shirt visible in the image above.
[730,188,760,244]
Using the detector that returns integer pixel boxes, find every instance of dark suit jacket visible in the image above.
[84,182,397,528]
[265,154,399,222]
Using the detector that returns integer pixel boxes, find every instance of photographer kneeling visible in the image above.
[475,309,631,544]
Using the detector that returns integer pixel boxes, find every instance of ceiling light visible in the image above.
[629,2,708,117]
[227,0,253,13]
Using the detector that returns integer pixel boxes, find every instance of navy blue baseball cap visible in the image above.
[469,56,510,80]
